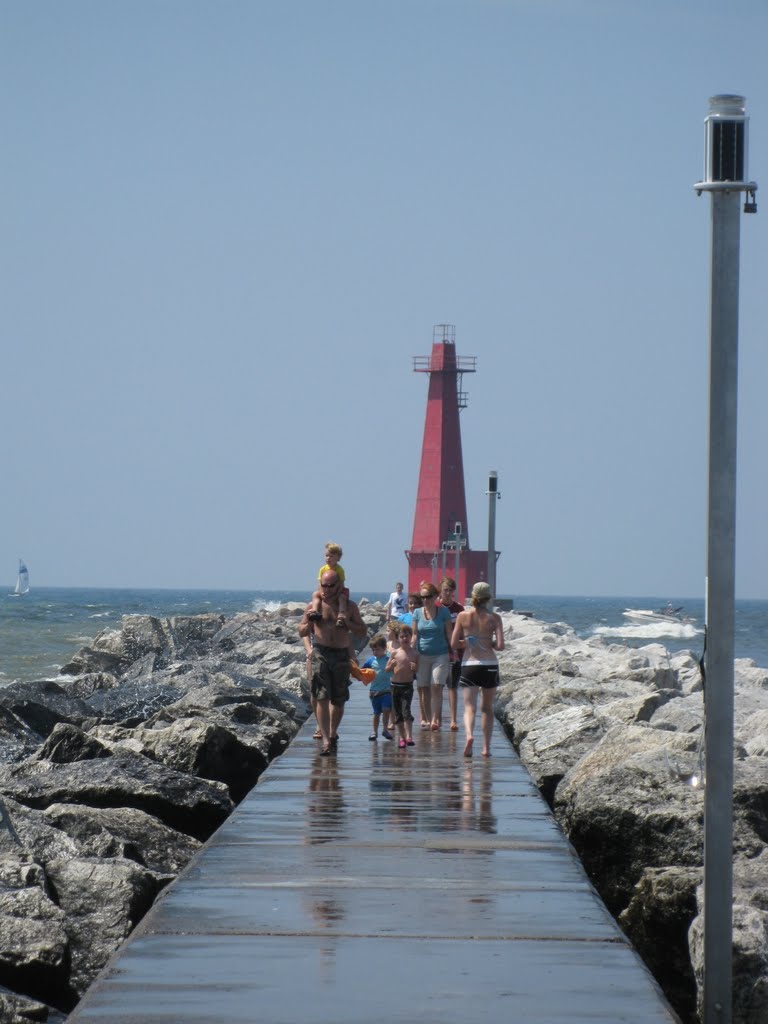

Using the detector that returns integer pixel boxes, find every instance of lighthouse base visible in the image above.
[405,549,491,605]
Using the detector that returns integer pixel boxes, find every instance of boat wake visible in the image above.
[594,622,703,642]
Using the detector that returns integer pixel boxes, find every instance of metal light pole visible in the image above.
[453,522,464,590]
[486,471,500,595]
[694,94,758,1024]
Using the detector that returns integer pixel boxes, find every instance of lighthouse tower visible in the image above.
[405,324,489,601]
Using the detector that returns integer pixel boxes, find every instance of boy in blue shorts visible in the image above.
[363,634,393,740]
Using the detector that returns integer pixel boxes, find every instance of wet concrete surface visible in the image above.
[67,686,680,1022]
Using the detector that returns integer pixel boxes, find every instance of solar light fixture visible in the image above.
[695,94,757,212]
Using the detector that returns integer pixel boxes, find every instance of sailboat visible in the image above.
[11,559,29,597]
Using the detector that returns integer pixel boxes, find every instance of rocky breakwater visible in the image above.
[494,612,768,1024]
[0,601,382,1023]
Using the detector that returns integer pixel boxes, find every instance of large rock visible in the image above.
[0,984,64,1023]
[618,866,701,1022]
[0,755,233,841]
[32,723,112,765]
[689,857,768,1024]
[0,855,72,1010]
[0,796,81,864]
[0,707,44,765]
[89,718,270,803]
[41,803,200,875]
[0,683,92,741]
[45,857,164,997]
[554,723,704,915]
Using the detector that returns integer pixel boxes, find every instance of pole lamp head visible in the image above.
[695,94,757,210]
[705,95,748,184]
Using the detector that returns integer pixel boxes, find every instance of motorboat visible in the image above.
[623,604,691,625]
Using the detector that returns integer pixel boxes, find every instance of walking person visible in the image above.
[386,618,402,654]
[363,634,393,740]
[438,576,465,732]
[412,581,452,730]
[301,602,322,739]
[386,582,408,620]
[298,571,367,755]
[386,624,418,748]
[451,582,504,758]
[398,592,422,628]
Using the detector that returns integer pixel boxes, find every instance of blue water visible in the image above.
[1,588,766,685]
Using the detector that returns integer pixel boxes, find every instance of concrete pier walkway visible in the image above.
[67,686,680,1023]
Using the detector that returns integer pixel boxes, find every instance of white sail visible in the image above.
[14,560,29,596]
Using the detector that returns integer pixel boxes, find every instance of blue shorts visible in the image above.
[370,692,392,714]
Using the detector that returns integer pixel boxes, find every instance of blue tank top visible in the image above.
[413,606,451,656]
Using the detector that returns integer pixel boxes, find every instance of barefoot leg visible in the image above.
[463,685,477,757]
[448,684,458,729]
[316,698,332,748]
[430,683,442,728]
[480,686,495,757]
[418,686,432,727]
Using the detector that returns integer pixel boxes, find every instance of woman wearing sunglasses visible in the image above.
[411,581,453,730]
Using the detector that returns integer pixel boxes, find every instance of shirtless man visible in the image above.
[298,570,367,756]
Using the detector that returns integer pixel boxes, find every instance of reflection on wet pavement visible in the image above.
[66,686,680,1024]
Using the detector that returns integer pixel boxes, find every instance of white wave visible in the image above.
[251,599,284,613]
[88,612,113,619]
[594,622,703,642]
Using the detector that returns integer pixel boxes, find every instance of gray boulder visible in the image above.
[618,866,701,1022]
[0,683,92,741]
[0,854,71,1010]
[45,856,164,997]
[32,723,111,765]
[41,803,200,875]
[0,708,43,766]
[0,755,233,841]
[554,723,704,914]
[0,984,65,1023]
[0,797,81,864]
[689,858,768,1024]
[89,718,270,803]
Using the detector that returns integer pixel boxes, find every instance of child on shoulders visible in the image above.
[309,541,349,628]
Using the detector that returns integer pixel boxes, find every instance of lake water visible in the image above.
[1,588,766,685]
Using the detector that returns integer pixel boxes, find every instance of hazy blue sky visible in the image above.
[2,0,767,598]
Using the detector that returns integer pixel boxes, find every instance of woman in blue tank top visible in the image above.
[412,582,452,730]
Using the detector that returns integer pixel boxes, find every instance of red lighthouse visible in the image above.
[406,325,490,602]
